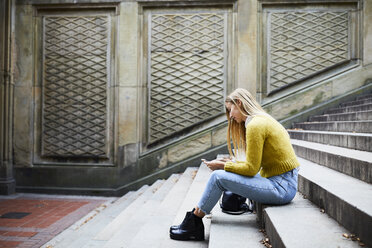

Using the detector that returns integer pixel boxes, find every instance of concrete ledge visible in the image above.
[340,97,372,107]
[293,121,372,133]
[358,95,372,100]
[254,202,269,229]
[209,207,263,248]
[298,158,372,247]
[15,144,228,196]
[325,103,372,114]
[288,130,372,152]
[309,110,372,122]
[264,194,360,248]
[292,139,372,183]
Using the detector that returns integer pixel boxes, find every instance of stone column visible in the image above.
[0,0,16,195]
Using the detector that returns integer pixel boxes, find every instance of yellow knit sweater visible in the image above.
[224,115,300,178]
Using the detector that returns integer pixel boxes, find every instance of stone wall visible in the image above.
[4,0,372,195]
[0,0,16,195]
[257,1,363,118]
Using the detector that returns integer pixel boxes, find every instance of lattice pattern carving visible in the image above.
[42,16,109,157]
[149,13,225,142]
[269,11,349,91]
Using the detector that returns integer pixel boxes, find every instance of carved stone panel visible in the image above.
[268,11,349,92]
[148,12,226,143]
[41,15,109,157]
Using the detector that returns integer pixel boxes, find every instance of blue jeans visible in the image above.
[197,167,299,214]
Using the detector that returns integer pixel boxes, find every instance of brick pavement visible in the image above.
[0,194,112,248]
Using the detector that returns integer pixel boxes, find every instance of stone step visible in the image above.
[291,139,372,183]
[340,98,372,108]
[264,194,361,248]
[324,103,372,114]
[67,192,142,248]
[297,158,372,247]
[288,130,372,152]
[40,187,147,248]
[94,180,165,241]
[357,94,372,101]
[157,163,212,248]
[309,110,372,122]
[98,174,181,248]
[208,206,263,248]
[127,167,198,248]
[293,120,372,133]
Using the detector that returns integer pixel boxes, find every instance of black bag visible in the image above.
[220,191,253,215]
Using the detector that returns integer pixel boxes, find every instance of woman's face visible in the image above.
[225,101,246,124]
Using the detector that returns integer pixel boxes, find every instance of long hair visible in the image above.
[225,88,266,159]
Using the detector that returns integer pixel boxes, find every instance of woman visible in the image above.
[169,88,300,241]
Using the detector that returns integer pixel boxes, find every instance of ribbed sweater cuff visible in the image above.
[224,162,235,172]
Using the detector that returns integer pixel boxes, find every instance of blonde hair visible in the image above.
[225,88,266,158]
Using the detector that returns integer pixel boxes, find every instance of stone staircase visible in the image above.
[283,93,372,248]
[42,93,372,248]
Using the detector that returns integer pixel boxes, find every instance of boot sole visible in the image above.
[169,232,204,241]
[221,209,247,215]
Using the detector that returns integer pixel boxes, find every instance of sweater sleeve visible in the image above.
[224,118,266,177]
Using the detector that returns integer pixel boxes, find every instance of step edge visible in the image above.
[291,139,372,162]
[94,180,165,241]
[264,194,361,248]
[311,109,372,118]
[298,172,372,247]
[297,158,372,215]
[100,174,182,248]
[126,167,199,248]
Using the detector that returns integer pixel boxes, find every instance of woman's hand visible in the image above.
[201,159,225,171]
[218,157,232,162]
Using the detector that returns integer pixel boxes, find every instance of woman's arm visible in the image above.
[224,118,266,177]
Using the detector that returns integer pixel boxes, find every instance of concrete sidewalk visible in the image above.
[0,193,115,248]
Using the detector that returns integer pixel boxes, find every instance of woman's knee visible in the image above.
[210,170,227,182]
[207,170,222,185]
[209,170,232,190]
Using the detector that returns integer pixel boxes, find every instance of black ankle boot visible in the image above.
[169,210,204,241]
[170,208,195,231]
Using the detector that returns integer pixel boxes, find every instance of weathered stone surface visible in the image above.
[118,2,138,87]
[364,0,372,66]
[332,66,372,96]
[158,151,168,169]
[13,5,33,167]
[118,87,138,146]
[259,1,372,121]
[13,86,32,166]
[121,143,139,168]
[13,5,33,87]
[0,0,16,195]
[147,11,226,142]
[266,82,332,120]
[212,125,228,147]
[168,134,211,163]
[268,11,349,92]
[237,0,257,94]
[8,0,372,197]
[41,14,110,157]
